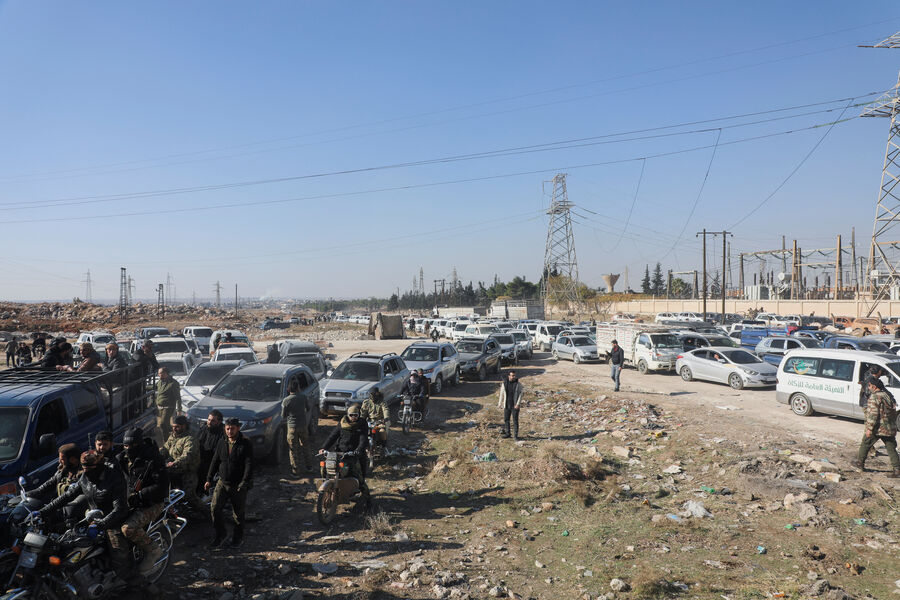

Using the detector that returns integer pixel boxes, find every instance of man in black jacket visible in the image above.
[320,404,370,499]
[115,427,169,575]
[205,417,253,548]
[40,451,130,573]
[30,443,82,502]
[196,409,224,496]
[610,339,624,392]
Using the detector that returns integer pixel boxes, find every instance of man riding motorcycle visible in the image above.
[114,427,169,574]
[360,387,390,450]
[401,370,429,416]
[39,451,130,575]
[319,404,370,500]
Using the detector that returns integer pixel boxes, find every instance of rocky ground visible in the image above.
[149,339,900,600]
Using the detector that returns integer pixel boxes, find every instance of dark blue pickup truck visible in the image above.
[0,366,157,494]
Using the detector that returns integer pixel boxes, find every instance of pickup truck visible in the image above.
[260,319,291,331]
[0,366,158,494]
[595,324,683,374]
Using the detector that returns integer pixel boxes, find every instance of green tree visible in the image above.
[651,263,665,296]
[387,294,399,310]
[641,266,651,294]
[669,277,692,299]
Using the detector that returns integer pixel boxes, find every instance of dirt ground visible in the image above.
[150,336,899,600]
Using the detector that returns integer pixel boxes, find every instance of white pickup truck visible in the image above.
[594,324,683,374]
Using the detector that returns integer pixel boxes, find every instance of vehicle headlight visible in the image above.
[243,416,273,429]
[741,368,759,376]
[319,389,327,399]
[354,389,369,399]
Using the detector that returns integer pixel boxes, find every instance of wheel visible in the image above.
[573,354,581,364]
[316,488,338,525]
[790,393,813,416]
[308,406,320,439]
[477,365,486,381]
[368,452,375,472]
[680,366,693,382]
[401,407,411,435]
[266,428,288,465]
[728,373,744,390]
[136,524,173,584]
[451,368,460,386]
[432,375,443,395]
[637,359,647,374]
[552,349,559,360]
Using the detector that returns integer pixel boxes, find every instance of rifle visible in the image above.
[133,460,154,493]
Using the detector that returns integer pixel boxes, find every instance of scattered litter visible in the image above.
[681,500,713,519]
[561,530,569,537]
[784,524,802,531]
[756,545,767,555]
[700,486,716,494]
[475,452,498,462]
[703,559,727,570]
[715,405,740,411]
[351,560,387,570]
[311,563,338,575]
[666,514,683,522]
[663,464,683,474]
[853,518,867,526]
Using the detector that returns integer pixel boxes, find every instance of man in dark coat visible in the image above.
[320,404,369,498]
[205,417,253,548]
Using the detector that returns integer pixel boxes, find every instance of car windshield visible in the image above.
[216,351,257,363]
[859,341,890,352]
[722,350,762,364]
[280,355,324,373]
[511,331,528,341]
[457,342,483,353]
[331,361,380,381]
[186,363,237,386]
[92,334,114,345]
[454,324,467,331]
[798,338,822,348]
[545,325,563,336]
[707,336,738,348]
[0,407,29,463]
[401,347,439,362]
[190,328,213,337]
[145,329,169,337]
[211,374,282,403]
[158,359,186,376]
[151,341,188,354]
[571,336,592,346]
[493,335,514,345]
[651,334,682,349]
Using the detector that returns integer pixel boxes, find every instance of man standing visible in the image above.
[282,379,312,478]
[852,378,900,478]
[610,339,624,392]
[133,340,159,378]
[267,344,281,364]
[497,370,524,440]
[155,367,181,441]
[115,428,169,574]
[196,410,224,497]
[5,337,17,367]
[162,415,204,513]
[206,417,253,548]
[15,341,32,367]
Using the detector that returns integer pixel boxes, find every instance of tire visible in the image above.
[401,407,411,435]
[637,359,648,374]
[451,368,460,386]
[552,349,559,360]
[573,354,581,364]
[477,365,486,381]
[432,375,443,395]
[728,373,744,390]
[266,428,288,465]
[136,524,173,584]
[680,366,693,382]
[368,451,375,472]
[308,406,320,439]
[790,393,813,416]
[316,488,338,525]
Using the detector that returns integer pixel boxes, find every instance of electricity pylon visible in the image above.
[541,173,580,312]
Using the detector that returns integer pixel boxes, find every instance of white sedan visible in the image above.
[552,335,600,363]
[675,346,777,390]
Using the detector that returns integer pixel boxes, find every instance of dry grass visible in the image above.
[364,510,394,535]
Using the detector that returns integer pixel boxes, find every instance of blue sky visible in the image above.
[1,1,899,301]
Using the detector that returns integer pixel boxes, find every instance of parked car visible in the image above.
[552,335,599,363]
[212,346,259,363]
[674,312,705,323]
[534,322,565,351]
[823,337,890,352]
[754,336,821,365]
[155,352,202,385]
[186,363,321,464]
[129,336,196,357]
[455,337,502,381]
[133,326,170,341]
[319,353,410,416]
[450,322,471,341]
[776,349,900,422]
[678,332,739,351]
[655,312,679,324]
[491,333,520,365]
[210,330,253,352]
[179,360,246,410]
[792,330,834,343]
[676,347,778,390]
[182,326,214,355]
[509,329,534,360]
[463,323,501,339]
[75,331,116,349]
[279,352,331,380]
[399,341,461,393]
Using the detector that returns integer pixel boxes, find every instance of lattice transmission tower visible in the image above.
[860,31,900,314]
[541,173,580,311]
[118,267,128,321]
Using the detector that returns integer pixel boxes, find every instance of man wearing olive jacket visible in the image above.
[206,417,253,548]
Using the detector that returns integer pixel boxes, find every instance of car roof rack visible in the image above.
[348,352,399,359]
[0,367,123,385]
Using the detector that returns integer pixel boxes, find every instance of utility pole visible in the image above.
[214,281,221,309]
[836,235,843,299]
[157,284,165,317]
[739,253,745,293]
[721,231,731,323]
[782,235,787,275]
[791,240,800,299]
[234,284,238,317]
[82,270,93,304]
[696,229,708,320]
[118,267,128,322]
[851,227,858,293]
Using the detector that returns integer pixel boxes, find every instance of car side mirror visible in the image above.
[37,433,57,458]
[442,357,451,362]
[384,373,393,379]
[201,387,210,395]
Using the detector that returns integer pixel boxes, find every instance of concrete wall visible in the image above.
[607,299,896,319]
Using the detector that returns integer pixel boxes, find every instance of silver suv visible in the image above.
[319,352,410,416]
[399,341,460,394]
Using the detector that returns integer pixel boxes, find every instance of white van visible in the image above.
[776,348,900,426]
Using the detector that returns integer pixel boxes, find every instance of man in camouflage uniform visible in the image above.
[360,387,390,448]
[162,415,205,513]
[282,379,312,477]
[852,378,900,478]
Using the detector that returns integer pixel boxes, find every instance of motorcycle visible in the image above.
[365,420,387,471]
[396,394,426,435]
[1,488,187,598]
[315,451,368,525]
